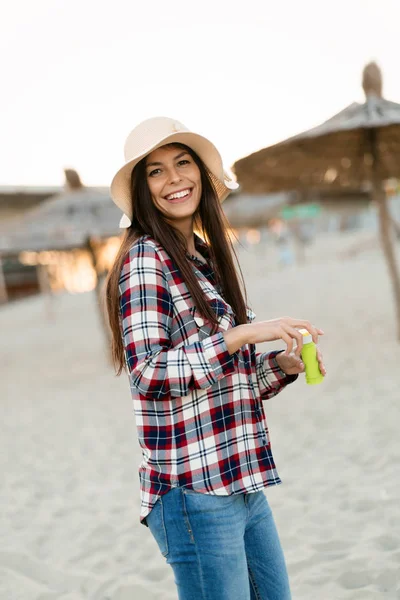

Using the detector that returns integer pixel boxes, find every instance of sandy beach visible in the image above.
[1,231,399,600]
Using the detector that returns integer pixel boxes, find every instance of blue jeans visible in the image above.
[146,488,291,600]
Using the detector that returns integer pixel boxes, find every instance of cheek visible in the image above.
[190,168,201,194]
[147,179,159,199]
[194,181,202,206]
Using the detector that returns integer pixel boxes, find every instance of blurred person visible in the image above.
[105,117,326,600]
[269,218,294,267]
[292,220,315,265]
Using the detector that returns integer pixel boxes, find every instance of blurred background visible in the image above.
[1,1,399,599]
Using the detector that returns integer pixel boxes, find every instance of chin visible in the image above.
[166,203,199,219]
[169,212,196,222]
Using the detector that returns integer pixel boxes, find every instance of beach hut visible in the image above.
[222,191,294,229]
[0,185,62,222]
[0,170,122,350]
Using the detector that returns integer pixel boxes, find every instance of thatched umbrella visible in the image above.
[0,169,121,254]
[233,62,400,339]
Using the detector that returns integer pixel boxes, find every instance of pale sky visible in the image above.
[1,0,399,187]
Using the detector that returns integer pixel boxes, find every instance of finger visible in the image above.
[306,322,320,345]
[281,317,325,343]
[285,318,319,344]
[278,352,304,374]
[290,357,305,373]
[316,348,327,375]
[300,321,320,344]
[281,324,306,356]
[280,331,294,355]
[283,324,304,356]
[319,358,327,375]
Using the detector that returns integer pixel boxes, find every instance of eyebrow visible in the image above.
[146,151,189,168]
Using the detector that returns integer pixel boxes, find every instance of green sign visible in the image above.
[281,203,321,220]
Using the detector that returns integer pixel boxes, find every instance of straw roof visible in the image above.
[0,170,121,254]
[233,63,400,193]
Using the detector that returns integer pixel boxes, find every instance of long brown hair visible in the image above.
[104,143,247,375]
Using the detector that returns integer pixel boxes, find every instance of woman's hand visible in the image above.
[223,317,324,358]
[246,317,324,356]
[275,346,327,376]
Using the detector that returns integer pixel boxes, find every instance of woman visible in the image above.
[105,117,325,600]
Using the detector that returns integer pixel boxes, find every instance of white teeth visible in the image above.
[166,189,190,200]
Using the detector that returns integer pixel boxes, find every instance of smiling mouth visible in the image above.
[164,188,192,201]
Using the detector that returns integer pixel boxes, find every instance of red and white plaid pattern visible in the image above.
[119,234,297,524]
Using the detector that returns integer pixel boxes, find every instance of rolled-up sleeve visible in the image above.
[119,241,236,400]
[256,350,298,400]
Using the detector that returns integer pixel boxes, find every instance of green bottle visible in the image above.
[299,329,324,385]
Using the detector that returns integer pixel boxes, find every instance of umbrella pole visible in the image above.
[0,257,8,304]
[37,263,54,320]
[85,236,113,362]
[368,126,400,340]
[374,183,400,340]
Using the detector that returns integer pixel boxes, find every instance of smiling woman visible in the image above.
[103,116,325,600]
[145,145,202,228]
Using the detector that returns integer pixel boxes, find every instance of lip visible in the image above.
[164,187,193,203]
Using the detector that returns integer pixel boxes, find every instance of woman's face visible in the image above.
[145,145,202,227]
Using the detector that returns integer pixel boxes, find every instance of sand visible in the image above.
[1,230,399,599]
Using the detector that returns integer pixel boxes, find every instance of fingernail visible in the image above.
[300,362,304,368]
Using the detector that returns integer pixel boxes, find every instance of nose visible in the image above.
[167,166,182,184]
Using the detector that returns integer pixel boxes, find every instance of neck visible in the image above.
[186,232,197,255]
[171,219,197,254]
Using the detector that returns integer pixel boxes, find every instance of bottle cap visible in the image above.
[298,328,312,344]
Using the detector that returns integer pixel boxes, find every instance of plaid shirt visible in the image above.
[119,234,297,524]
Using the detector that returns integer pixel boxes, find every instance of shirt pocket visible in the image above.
[190,297,234,340]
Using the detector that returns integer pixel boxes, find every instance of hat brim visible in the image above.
[110,131,238,227]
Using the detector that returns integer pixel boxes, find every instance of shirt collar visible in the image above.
[185,233,210,264]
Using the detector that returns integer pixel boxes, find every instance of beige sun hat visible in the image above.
[110,116,239,228]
